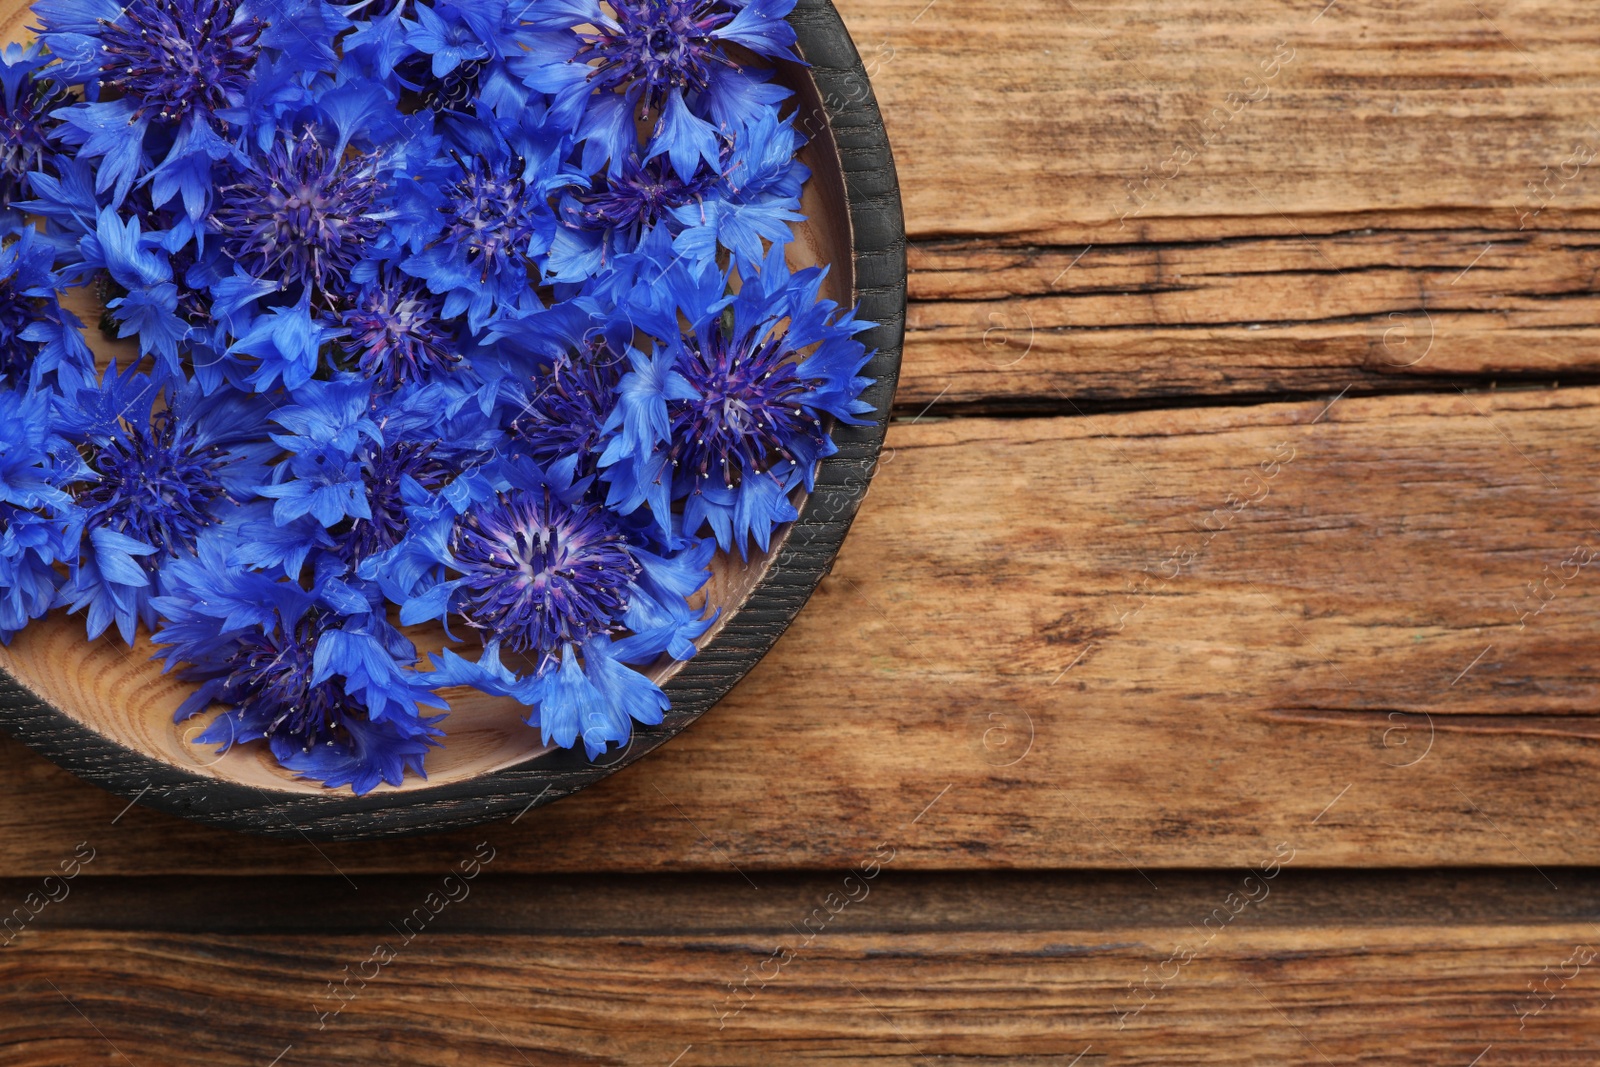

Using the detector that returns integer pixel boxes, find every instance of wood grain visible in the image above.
[5,870,1599,1065]
[5,0,1600,1059]
[904,227,1600,412]
[825,0,1600,409]
[6,385,1600,873]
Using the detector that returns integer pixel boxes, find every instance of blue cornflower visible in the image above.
[38,0,268,209]
[375,1,536,123]
[211,128,390,308]
[252,375,502,575]
[58,368,262,642]
[401,145,556,328]
[76,408,231,557]
[341,267,461,387]
[510,340,624,476]
[227,500,336,581]
[154,527,444,793]
[185,268,279,393]
[94,0,265,124]
[342,0,412,82]
[548,152,715,281]
[229,293,347,392]
[255,0,352,71]
[147,115,244,225]
[248,375,490,572]
[404,1,494,75]
[603,245,875,555]
[394,460,715,757]
[15,158,108,303]
[0,43,70,211]
[520,0,798,178]
[0,385,84,641]
[669,323,815,486]
[314,70,407,158]
[337,438,451,564]
[577,153,713,233]
[449,486,641,657]
[76,205,190,377]
[595,332,697,536]
[669,108,806,273]
[223,51,318,155]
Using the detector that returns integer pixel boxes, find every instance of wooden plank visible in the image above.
[3,870,1600,1062]
[5,387,1600,873]
[7,869,1596,934]
[825,0,1600,407]
[843,0,1600,241]
[902,228,1600,411]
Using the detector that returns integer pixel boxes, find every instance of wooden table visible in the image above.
[5,1,1600,1062]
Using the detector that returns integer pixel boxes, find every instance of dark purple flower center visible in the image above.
[511,344,621,471]
[669,321,823,491]
[215,609,365,751]
[580,0,735,111]
[211,130,385,308]
[438,154,543,282]
[339,440,450,563]
[76,410,230,564]
[449,489,639,657]
[98,0,265,124]
[572,156,712,237]
[343,271,458,387]
[0,71,68,208]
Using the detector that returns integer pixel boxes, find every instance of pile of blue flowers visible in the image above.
[0,0,874,792]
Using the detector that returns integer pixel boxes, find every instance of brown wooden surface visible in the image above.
[8,0,1600,1061]
[5,871,1600,1065]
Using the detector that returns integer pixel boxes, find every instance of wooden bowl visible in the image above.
[0,0,904,839]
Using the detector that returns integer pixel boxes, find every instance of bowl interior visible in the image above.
[0,5,854,795]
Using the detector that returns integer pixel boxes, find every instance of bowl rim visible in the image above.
[0,0,905,840]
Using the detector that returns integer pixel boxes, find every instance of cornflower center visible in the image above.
[98,0,265,124]
[216,609,365,751]
[438,154,542,283]
[580,0,735,111]
[449,490,640,658]
[339,440,450,564]
[211,130,385,308]
[669,322,823,491]
[511,344,622,471]
[76,410,230,565]
[342,271,458,388]
[572,156,712,237]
